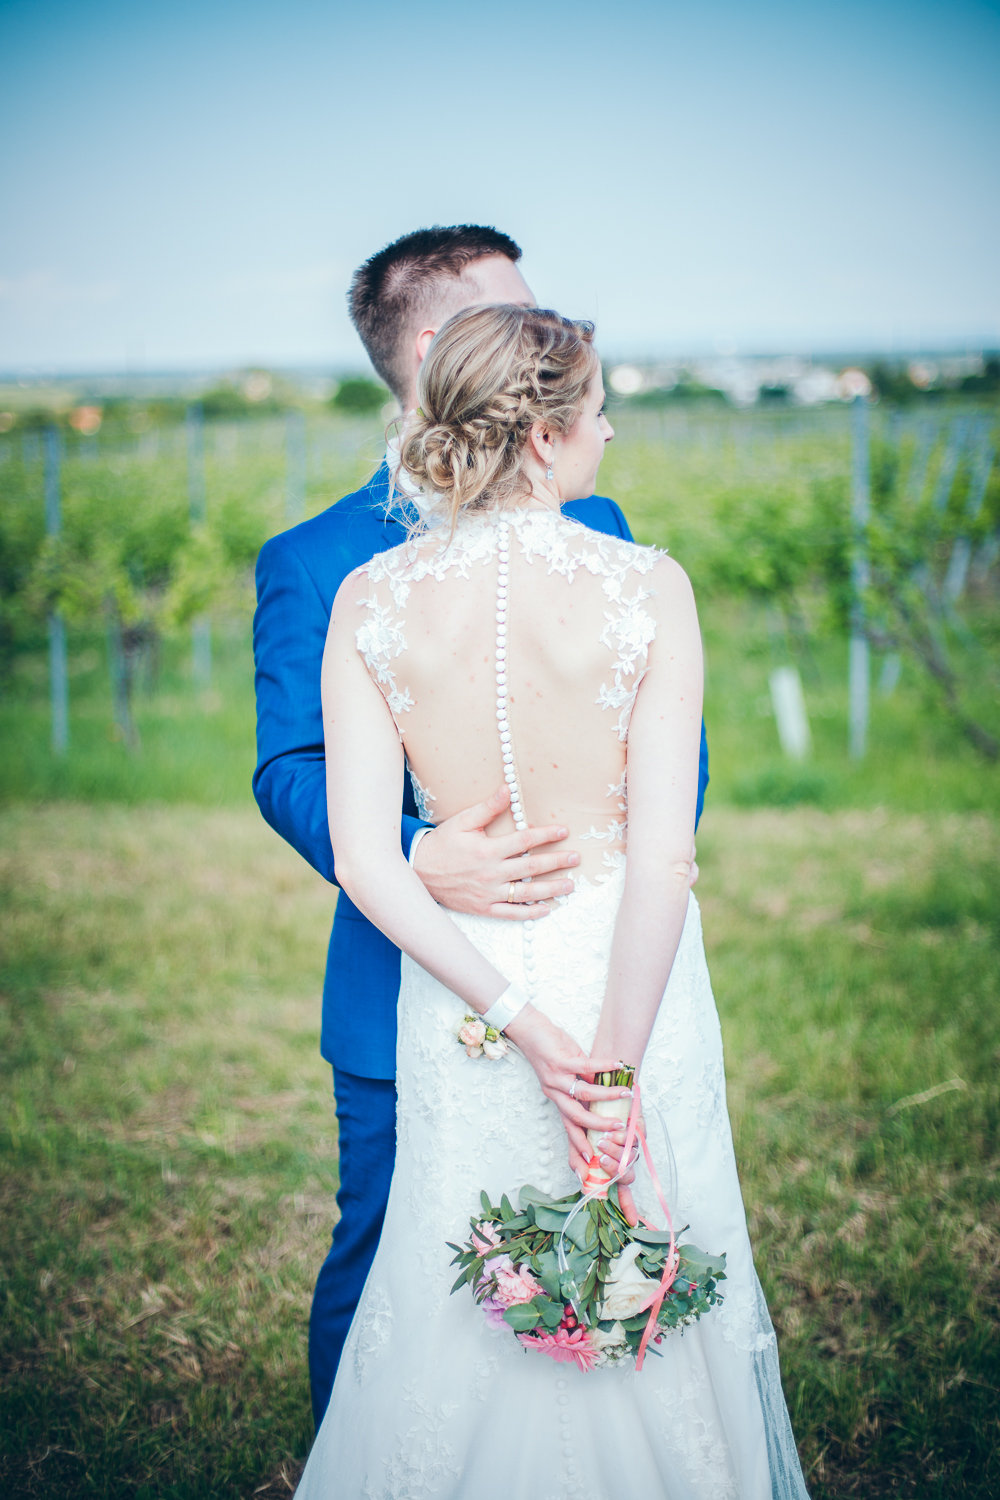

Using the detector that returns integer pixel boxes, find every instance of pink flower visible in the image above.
[518,1325,600,1372]
[458,1019,487,1050]
[492,1264,542,1307]
[470,1220,500,1253]
[481,1296,508,1331]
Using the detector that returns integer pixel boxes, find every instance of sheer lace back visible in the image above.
[352,507,663,884]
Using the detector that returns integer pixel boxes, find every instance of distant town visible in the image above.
[603,351,997,407]
[0,349,997,434]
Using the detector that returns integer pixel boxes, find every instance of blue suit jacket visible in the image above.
[253,463,708,1080]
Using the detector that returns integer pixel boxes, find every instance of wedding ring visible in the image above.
[507,882,517,903]
[568,1079,579,1100]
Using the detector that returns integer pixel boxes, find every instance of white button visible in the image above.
[556,1379,567,1391]
[557,1394,569,1406]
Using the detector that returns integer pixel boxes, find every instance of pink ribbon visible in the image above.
[613,1081,678,1371]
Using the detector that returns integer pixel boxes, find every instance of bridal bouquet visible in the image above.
[446,1074,726,1372]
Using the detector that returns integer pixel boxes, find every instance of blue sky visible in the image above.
[1,0,998,372]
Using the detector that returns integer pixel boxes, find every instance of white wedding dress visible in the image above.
[296,508,809,1500]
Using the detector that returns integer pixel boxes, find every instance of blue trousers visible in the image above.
[309,1067,397,1428]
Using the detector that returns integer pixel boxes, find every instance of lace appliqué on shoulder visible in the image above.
[355,594,414,723]
[598,579,658,742]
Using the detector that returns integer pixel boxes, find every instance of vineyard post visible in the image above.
[849,395,870,760]
[186,402,212,687]
[285,410,306,521]
[44,425,68,754]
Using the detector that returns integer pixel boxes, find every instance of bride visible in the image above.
[296,306,809,1499]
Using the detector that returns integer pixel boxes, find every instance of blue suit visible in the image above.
[252,463,708,1421]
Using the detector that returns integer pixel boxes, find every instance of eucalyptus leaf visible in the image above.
[677,1245,728,1279]
[533,1205,575,1232]
[630,1227,676,1246]
[534,1250,562,1299]
[564,1213,598,1253]
[536,1297,564,1329]
[502,1303,541,1332]
[517,1185,560,1211]
[621,1312,655,1332]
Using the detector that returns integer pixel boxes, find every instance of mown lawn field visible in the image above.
[1,803,997,1498]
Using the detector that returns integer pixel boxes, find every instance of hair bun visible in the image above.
[399,306,596,527]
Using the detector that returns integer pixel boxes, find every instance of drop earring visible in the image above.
[545,460,554,482]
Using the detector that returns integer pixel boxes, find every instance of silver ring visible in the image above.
[568,1079,579,1100]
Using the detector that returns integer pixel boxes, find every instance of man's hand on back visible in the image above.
[412,784,580,920]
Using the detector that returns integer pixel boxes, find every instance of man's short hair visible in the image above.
[348,225,522,401]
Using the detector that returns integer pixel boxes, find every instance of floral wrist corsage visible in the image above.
[456,1015,509,1061]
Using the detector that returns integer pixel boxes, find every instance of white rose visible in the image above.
[598,1241,661,1321]
[457,1018,487,1049]
[482,1036,508,1061]
[588,1320,627,1353]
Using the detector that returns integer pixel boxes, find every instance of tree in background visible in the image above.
[330,378,388,415]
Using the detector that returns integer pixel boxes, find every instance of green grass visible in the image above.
[0,627,257,806]
[0,806,334,1498]
[1,804,997,1497]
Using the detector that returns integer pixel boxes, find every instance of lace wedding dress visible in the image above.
[296,508,809,1500]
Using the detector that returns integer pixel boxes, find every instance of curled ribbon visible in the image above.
[557,1081,678,1371]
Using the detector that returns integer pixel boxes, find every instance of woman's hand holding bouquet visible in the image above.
[503,1006,634,1180]
[446,1043,727,1374]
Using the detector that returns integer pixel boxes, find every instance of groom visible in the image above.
[253,224,709,1426]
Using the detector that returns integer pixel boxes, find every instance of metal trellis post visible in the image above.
[45,425,68,754]
[849,397,870,760]
[186,402,212,687]
[285,410,306,521]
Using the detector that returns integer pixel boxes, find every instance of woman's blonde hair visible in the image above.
[399,304,598,526]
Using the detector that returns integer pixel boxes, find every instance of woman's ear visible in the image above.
[528,419,553,465]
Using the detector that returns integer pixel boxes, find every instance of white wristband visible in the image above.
[481,983,529,1033]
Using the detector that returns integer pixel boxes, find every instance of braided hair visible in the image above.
[399,305,598,529]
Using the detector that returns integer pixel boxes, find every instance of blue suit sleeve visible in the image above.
[252,533,426,885]
[592,495,709,828]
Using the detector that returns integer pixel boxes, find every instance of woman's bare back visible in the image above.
[351,506,667,885]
